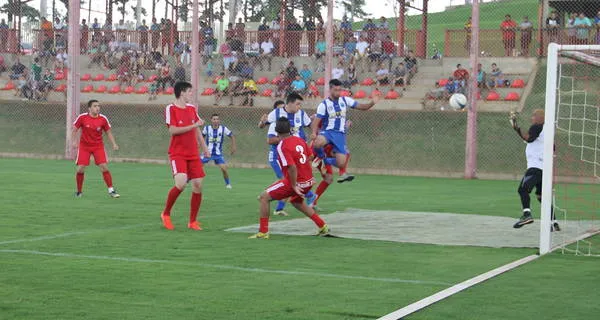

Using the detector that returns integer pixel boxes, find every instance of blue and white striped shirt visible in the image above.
[267,108,311,151]
[202,125,232,156]
[316,97,358,133]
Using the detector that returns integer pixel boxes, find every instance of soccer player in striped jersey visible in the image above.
[201,114,237,189]
[311,79,380,183]
[72,99,120,198]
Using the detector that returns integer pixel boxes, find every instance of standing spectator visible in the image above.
[137,19,149,52]
[116,19,127,44]
[343,36,357,62]
[464,17,472,54]
[148,79,158,100]
[381,35,396,70]
[257,19,270,45]
[179,37,191,65]
[286,17,303,57]
[202,22,215,64]
[453,64,469,87]
[214,72,229,105]
[290,75,307,95]
[404,50,418,84]
[54,17,66,48]
[150,17,161,52]
[332,61,344,80]
[91,18,101,42]
[340,16,353,43]
[40,17,54,56]
[362,18,377,44]
[546,11,561,44]
[174,60,186,83]
[377,17,390,41]
[37,69,54,101]
[0,55,5,76]
[314,34,326,71]
[271,18,281,56]
[566,13,577,44]
[595,11,600,44]
[80,19,89,53]
[520,16,533,56]
[220,40,234,73]
[235,18,246,42]
[0,19,8,52]
[500,14,517,57]
[305,17,316,56]
[574,13,592,44]
[355,36,370,73]
[259,37,274,71]
[299,64,312,84]
[375,63,389,86]
[31,58,42,90]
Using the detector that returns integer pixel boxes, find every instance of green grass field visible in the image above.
[1,158,599,319]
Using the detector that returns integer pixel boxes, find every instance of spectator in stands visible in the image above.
[314,34,326,71]
[424,81,450,102]
[257,19,270,44]
[270,18,281,55]
[174,60,186,83]
[305,17,317,56]
[378,17,389,30]
[240,76,258,106]
[355,36,370,73]
[476,63,486,89]
[157,62,173,90]
[299,64,312,84]
[566,13,577,44]
[53,58,66,79]
[500,14,517,57]
[214,72,229,105]
[259,37,274,71]
[574,12,592,44]
[31,57,42,86]
[487,63,504,89]
[137,19,149,52]
[56,47,68,68]
[117,59,131,88]
[235,18,246,41]
[453,64,469,87]
[14,72,29,98]
[148,79,158,100]
[220,39,234,74]
[595,11,600,44]
[445,76,459,95]
[404,50,418,85]
[284,61,298,81]
[274,71,288,98]
[80,19,89,53]
[393,62,407,88]
[332,61,344,80]
[37,69,54,101]
[290,74,307,95]
[343,36,357,62]
[546,11,561,44]
[202,22,215,64]
[54,17,66,48]
[0,19,7,52]
[375,62,389,86]
[180,36,192,65]
[228,75,244,106]
[0,55,6,76]
[150,17,160,52]
[381,35,396,70]
[307,80,319,98]
[464,16,472,53]
[519,16,533,56]
[345,59,357,88]
[362,18,377,43]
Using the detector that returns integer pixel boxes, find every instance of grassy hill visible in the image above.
[354,0,540,55]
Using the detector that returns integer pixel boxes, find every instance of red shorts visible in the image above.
[266,179,314,204]
[76,145,107,166]
[170,158,206,179]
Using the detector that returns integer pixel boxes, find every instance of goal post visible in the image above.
[540,43,600,255]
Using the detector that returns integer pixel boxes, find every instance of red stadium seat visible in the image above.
[201,88,215,96]
[370,89,382,98]
[82,84,94,93]
[486,91,500,101]
[316,77,325,85]
[340,90,351,97]
[270,76,282,85]
[95,85,107,93]
[81,73,91,81]
[123,86,135,94]
[136,86,148,94]
[54,73,66,81]
[438,78,449,86]
[93,74,105,81]
[511,78,525,88]
[108,85,121,93]
[385,89,400,99]
[212,76,222,84]
[505,92,520,101]
[361,77,375,86]
[164,87,174,94]
[354,90,367,99]
[1,81,15,90]
[107,74,118,81]
[257,77,269,85]
[54,84,67,92]
[147,74,158,82]
[261,89,273,97]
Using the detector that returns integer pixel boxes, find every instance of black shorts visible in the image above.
[518,167,542,195]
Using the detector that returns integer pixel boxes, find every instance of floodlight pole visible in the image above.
[191,0,200,106]
[324,0,333,98]
[66,0,81,159]
[464,0,479,179]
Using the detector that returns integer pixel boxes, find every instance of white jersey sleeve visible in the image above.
[302,110,312,127]
[344,97,358,108]
[267,122,278,137]
[316,101,327,119]
[266,109,277,124]
[223,126,233,136]
[202,126,208,136]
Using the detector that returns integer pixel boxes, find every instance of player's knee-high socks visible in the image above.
[76,172,84,193]
[102,171,113,188]
[339,154,350,175]
[163,187,182,216]
[259,217,269,233]
[190,192,202,223]
[314,180,330,205]
[309,213,325,228]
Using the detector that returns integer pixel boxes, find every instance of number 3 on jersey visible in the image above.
[296,145,307,164]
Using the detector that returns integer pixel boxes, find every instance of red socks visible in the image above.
[259,217,269,233]
[310,213,326,228]
[163,187,182,216]
[76,172,84,193]
[102,171,113,188]
[314,180,330,205]
[339,154,350,175]
[190,192,202,223]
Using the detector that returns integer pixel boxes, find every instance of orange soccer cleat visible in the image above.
[187,221,202,231]
[161,213,174,230]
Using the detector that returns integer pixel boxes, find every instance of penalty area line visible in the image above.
[377,254,539,320]
[0,249,452,286]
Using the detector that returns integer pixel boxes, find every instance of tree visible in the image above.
[338,0,368,22]
[0,0,40,23]
[131,5,147,21]
[115,0,131,22]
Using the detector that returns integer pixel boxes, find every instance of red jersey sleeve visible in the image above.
[73,114,84,128]
[277,141,296,168]
[165,105,177,127]
[100,115,111,132]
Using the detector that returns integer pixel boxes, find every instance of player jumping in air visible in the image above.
[311,79,380,183]
[250,117,330,239]
[72,99,120,198]
[511,109,560,231]
[202,113,237,189]
[161,81,211,231]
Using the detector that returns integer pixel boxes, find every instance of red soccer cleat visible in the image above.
[161,213,174,230]
[187,221,202,231]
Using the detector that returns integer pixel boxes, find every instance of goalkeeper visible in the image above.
[510,109,560,231]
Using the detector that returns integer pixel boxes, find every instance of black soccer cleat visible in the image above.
[551,222,561,232]
[513,212,534,229]
[337,173,355,183]
[75,192,83,198]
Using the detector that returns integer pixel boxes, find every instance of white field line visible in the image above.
[0,249,452,286]
[377,255,539,320]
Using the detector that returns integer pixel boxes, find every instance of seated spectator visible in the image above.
[392,62,407,87]
[332,62,344,80]
[344,59,358,88]
[381,35,396,70]
[487,63,504,89]
[314,34,326,67]
[0,55,6,76]
[290,75,307,95]
[404,50,418,85]
[157,62,173,90]
[10,58,26,80]
[284,60,298,81]
[343,37,357,62]
[299,64,312,84]
[37,69,55,101]
[259,37,274,71]
[15,72,34,100]
[214,72,229,105]
[355,36,370,73]
[240,76,258,106]
[368,40,382,72]
[56,48,68,68]
[31,58,42,85]
[445,76,457,95]
[173,61,186,83]
[130,62,144,85]
[274,72,289,98]
[375,63,389,86]
[228,75,244,105]
[424,81,450,101]
[453,64,469,87]
[117,61,131,87]
[476,63,486,88]
[307,80,319,98]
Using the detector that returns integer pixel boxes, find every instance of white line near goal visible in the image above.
[377,255,539,320]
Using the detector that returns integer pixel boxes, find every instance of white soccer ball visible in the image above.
[449,93,468,110]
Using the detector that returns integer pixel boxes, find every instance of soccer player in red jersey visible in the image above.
[161,81,211,231]
[72,99,120,198]
[249,117,330,239]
